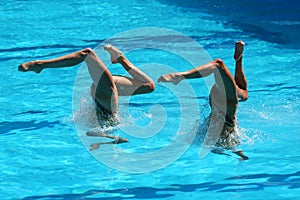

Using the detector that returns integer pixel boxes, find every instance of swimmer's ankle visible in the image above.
[234,40,245,62]
[116,54,126,63]
[104,44,123,64]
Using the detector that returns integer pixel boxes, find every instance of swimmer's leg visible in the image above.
[84,48,118,114]
[18,49,91,73]
[234,41,248,101]
[158,60,219,84]
[158,58,237,102]
[104,45,155,96]
[18,48,118,114]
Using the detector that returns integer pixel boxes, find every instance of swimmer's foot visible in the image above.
[104,44,124,64]
[18,61,43,74]
[234,40,245,61]
[158,73,184,85]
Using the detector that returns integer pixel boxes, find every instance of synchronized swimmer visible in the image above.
[18,40,248,160]
[158,41,248,160]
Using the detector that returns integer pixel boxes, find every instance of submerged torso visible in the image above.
[207,85,240,148]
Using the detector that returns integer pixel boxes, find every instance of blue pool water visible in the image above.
[1,0,300,199]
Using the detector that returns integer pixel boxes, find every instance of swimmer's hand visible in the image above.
[87,131,129,151]
[90,143,100,151]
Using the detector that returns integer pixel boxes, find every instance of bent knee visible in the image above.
[146,81,156,93]
[238,90,248,101]
[81,48,94,55]
[213,58,224,66]
[241,93,248,101]
[135,81,156,95]
[82,48,100,63]
[142,81,156,93]
[213,58,228,71]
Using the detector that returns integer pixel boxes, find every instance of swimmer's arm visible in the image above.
[233,150,249,161]
[87,131,128,151]
[86,131,128,143]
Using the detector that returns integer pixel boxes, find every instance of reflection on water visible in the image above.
[158,0,300,48]
[21,171,300,199]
